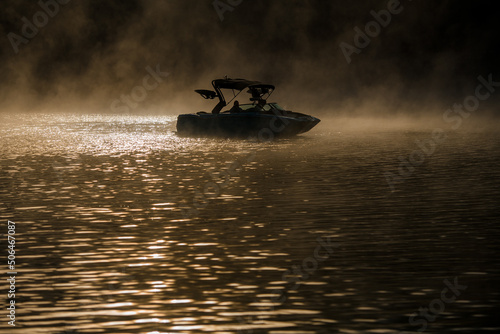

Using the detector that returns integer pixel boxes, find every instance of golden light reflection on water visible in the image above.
[0,114,499,333]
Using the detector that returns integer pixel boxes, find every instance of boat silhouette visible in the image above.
[176,78,320,138]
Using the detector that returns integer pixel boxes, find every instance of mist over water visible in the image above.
[1,0,499,115]
[1,0,500,333]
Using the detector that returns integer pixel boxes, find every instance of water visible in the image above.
[0,113,499,334]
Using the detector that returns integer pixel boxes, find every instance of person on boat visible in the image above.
[253,99,266,112]
[229,100,243,113]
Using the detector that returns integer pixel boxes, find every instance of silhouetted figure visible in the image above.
[254,99,266,112]
[229,100,242,113]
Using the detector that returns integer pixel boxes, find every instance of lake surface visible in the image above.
[0,113,499,334]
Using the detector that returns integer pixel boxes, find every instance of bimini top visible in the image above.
[195,78,276,113]
[213,78,275,91]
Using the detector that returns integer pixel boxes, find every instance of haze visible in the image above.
[1,0,499,124]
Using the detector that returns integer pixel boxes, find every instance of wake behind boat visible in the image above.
[176,78,320,138]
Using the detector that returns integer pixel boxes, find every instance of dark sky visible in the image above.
[1,0,499,115]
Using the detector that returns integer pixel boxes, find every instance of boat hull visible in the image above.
[176,112,320,138]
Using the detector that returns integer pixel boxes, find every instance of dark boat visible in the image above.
[176,78,320,138]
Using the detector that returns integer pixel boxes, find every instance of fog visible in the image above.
[1,0,499,123]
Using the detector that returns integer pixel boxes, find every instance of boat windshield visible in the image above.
[269,103,285,111]
[238,104,272,112]
[239,104,255,111]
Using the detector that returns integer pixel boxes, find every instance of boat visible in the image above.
[176,78,320,138]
